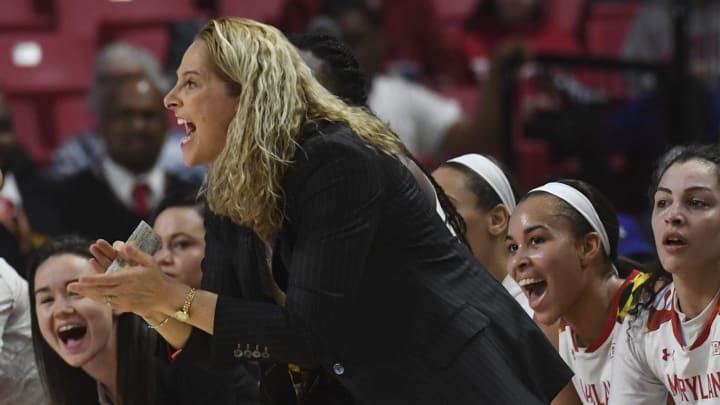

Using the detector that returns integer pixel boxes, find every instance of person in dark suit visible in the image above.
[54,76,197,242]
[70,17,572,404]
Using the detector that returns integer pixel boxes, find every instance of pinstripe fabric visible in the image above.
[183,122,572,404]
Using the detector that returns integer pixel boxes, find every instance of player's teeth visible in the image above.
[518,278,543,287]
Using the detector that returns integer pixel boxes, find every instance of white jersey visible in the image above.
[610,282,720,404]
[558,271,645,405]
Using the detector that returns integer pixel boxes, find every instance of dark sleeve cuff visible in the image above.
[211,294,319,367]
[174,326,236,372]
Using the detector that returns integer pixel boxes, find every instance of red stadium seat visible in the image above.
[0,34,95,165]
[216,0,286,23]
[431,0,476,23]
[548,0,585,36]
[585,2,640,57]
[0,0,51,31]
[56,0,199,34]
[54,95,94,144]
[101,26,171,67]
[0,33,94,95]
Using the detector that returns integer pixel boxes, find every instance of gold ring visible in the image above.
[105,295,113,306]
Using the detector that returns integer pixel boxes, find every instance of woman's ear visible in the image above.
[577,232,603,268]
[487,204,510,237]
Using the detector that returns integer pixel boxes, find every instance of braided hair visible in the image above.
[289,32,369,107]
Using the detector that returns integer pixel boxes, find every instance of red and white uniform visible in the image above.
[558,271,644,405]
[610,282,720,404]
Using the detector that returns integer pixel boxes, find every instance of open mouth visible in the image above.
[663,234,687,249]
[518,277,547,309]
[177,118,196,145]
[57,324,87,348]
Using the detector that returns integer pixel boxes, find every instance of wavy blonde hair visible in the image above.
[199,17,405,242]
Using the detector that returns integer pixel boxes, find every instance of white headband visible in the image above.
[448,154,516,214]
[530,182,611,256]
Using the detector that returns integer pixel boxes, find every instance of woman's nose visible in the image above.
[664,204,685,225]
[52,299,75,317]
[155,246,172,265]
[508,250,529,276]
[164,87,178,110]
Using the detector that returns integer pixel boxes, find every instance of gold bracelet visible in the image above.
[147,316,171,329]
[173,287,197,323]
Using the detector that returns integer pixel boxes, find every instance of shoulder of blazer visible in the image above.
[292,122,378,171]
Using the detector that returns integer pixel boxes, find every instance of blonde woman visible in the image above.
[70,17,570,404]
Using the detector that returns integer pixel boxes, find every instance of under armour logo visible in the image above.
[662,348,673,361]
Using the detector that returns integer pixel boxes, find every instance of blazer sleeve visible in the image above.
[207,135,387,368]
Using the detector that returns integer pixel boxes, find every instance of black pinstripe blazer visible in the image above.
[181,122,572,404]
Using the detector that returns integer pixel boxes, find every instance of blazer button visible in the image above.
[332,362,345,376]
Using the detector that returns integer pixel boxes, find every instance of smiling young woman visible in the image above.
[28,236,258,405]
[28,236,156,405]
[506,179,649,405]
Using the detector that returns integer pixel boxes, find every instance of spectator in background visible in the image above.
[460,0,583,147]
[0,168,47,405]
[318,0,499,162]
[47,42,205,185]
[462,0,580,84]
[621,0,720,143]
[622,0,720,94]
[0,89,62,273]
[278,0,454,84]
[54,76,197,243]
[460,0,616,191]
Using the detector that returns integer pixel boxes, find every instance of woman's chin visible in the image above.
[534,310,559,327]
[182,154,199,168]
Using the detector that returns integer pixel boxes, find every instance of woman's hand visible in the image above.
[69,241,178,317]
[88,239,118,273]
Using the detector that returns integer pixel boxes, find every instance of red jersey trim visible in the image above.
[671,290,720,350]
[570,270,640,353]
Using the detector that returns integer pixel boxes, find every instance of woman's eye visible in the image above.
[38,297,53,305]
[529,237,544,246]
[688,199,707,208]
[171,240,192,251]
[655,199,668,208]
[507,243,518,253]
[185,80,197,89]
